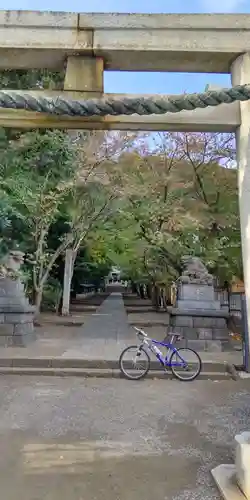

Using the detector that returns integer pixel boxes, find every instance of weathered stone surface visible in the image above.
[64,56,103,93]
[178,283,214,301]
[182,328,198,340]
[231,54,250,357]
[235,432,250,500]
[10,333,35,346]
[193,316,226,328]
[14,322,34,335]
[5,313,34,324]
[177,299,221,310]
[172,315,193,327]
[213,329,230,340]
[0,335,11,346]
[215,317,228,328]
[170,326,184,336]
[1,11,250,74]
[206,340,222,352]
[0,273,35,347]
[170,284,229,351]
[0,277,27,298]
[0,324,14,336]
[185,340,206,351]
[184,339,222,351]
[171,327,198,341]
[171,308,229,318]
[198,328,213,340]
[178,256,213,285]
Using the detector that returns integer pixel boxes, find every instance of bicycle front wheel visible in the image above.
[170,348,202,381]
[119,345,150,380]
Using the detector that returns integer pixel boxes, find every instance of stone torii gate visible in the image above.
[1,10,250,497]
[0,10,250,341]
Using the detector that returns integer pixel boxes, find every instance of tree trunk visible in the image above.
[152,285,159,310]
[61,248,75,316]
[34,288,43,320]
[139,284,145,299]
[146,284,151,299]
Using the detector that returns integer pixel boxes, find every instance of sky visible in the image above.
[1,0,250,95]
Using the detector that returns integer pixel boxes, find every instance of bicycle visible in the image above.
[119,326,202,382]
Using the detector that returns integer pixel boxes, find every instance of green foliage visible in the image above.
[72,246,111,293]
[0,128,76,254]
[102,132,241,286]
[0,69,64,90]
[41,278,62,312]
[0,68,242,308]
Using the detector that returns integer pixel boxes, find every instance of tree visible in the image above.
[173,132,241,282]
[0,128,78,312]
[109,131,241,289]
[0,67,241,316]
[59,131,128,315]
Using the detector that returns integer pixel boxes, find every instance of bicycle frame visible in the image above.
[135,329,187,368]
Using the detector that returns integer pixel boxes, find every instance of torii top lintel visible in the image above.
[0,10,250,73]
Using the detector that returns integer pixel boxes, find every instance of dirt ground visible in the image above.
[0,376,249,500]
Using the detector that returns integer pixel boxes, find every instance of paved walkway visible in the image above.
[0,293,135,361]
[62,292,133,359]
[0,292,243,368]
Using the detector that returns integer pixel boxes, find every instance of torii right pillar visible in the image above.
[231,53,250,370]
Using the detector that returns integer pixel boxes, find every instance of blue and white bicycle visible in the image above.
[119,327,202,382]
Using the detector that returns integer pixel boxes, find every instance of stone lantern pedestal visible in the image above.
[0,251,35,346]
[169,256,230,351]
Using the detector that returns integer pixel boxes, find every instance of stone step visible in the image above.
[0,357,230,372]
[125,308,156,313]
[0,366,232,379]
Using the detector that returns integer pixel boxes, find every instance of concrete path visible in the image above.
[0,376,250,500]
[0,292,243,376]
[62,292,133,359]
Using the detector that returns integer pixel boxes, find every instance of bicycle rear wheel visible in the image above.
[170,348,202,381]
[119,345,150,380]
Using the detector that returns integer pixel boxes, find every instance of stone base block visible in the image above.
[178,283,215,301]
[0,332,36,347]
[170,310,229,351]
[172,315,193,327]
[235,432,250,499]
[177,299,221,310]
[212,464,245,500]
[0,276,35,347]
[193,317,226,328]
[0,310,35,347]
[178,339,222,351]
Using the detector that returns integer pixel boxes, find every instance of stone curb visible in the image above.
[0,357,229,372]
[38,320,85,327]
[129,321,169,327]
[0,366,231,379]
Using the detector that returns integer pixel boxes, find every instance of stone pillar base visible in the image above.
[0,276,36,347]
[169,308,230,351]
[235,432,250,499]
[0,305,36,346]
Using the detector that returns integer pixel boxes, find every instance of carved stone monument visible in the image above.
[169,256,230,351]
[176,255,220,310]
[0,250,35,346]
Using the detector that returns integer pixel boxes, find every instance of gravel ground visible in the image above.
[0,376,249,500]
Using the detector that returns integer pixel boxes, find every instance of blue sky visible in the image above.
[2,0,250,94]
